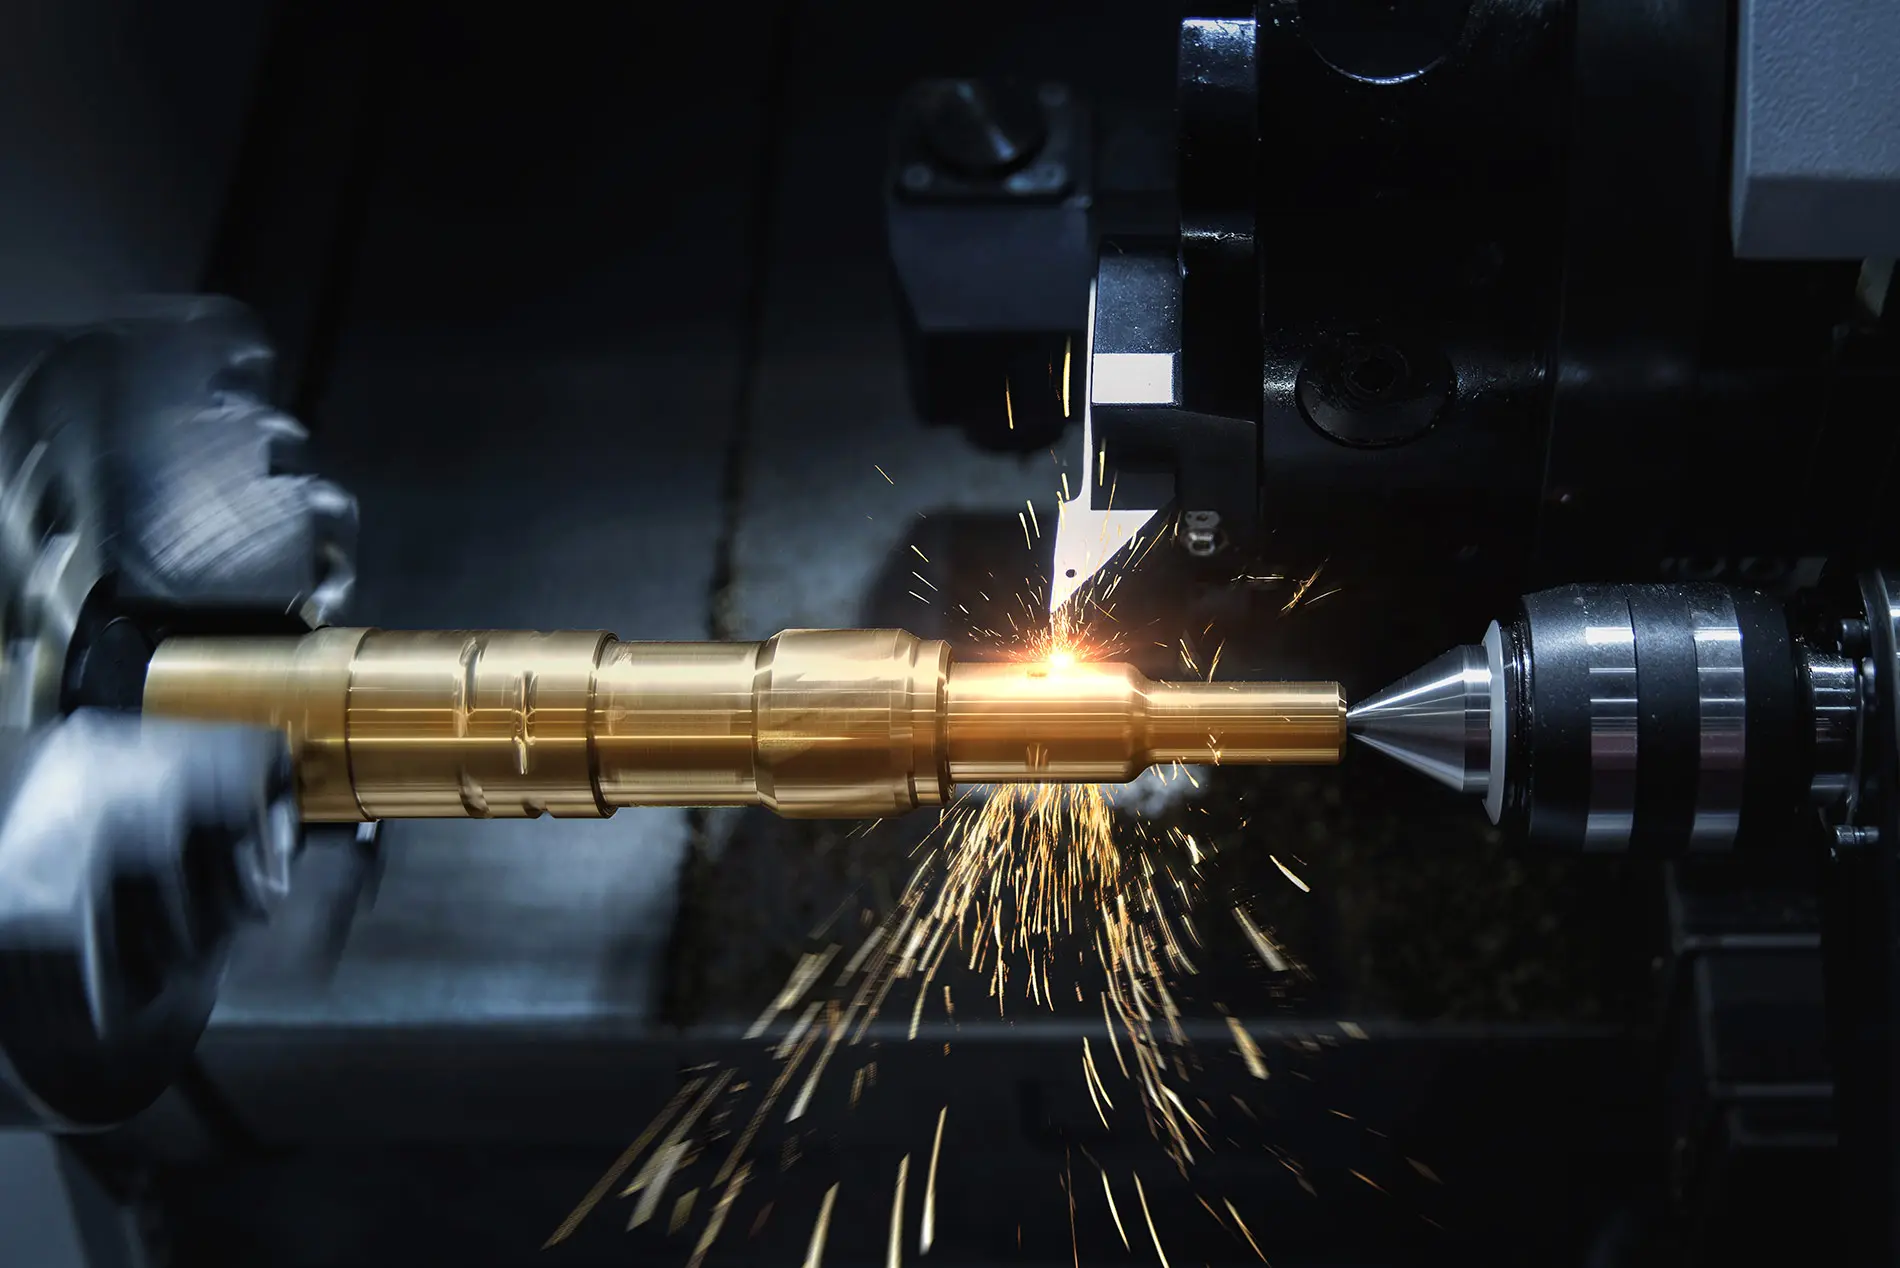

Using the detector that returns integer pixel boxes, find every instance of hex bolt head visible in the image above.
[1179,511,1223,557]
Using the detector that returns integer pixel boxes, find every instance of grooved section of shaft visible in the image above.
[145,628,956,822]
[345,631,608,818]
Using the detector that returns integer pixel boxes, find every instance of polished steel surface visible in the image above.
[1048,278,1163,616]
[147,628,1344,820]
[1481,621,1510,823]
[1688,591,1746,849]
[1808,647,1862,806]
[1581,592,1639,851]
[1347,640,1494,797]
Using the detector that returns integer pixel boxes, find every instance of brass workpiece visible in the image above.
[143,629,1345,821]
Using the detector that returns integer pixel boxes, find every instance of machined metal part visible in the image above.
[1049,242,1264,615]
[1577,590,1640,851]
[1806,648,1861,808]
[1482,621,1511,824]
[1049,276,1164,615]
[1688,590,1747,850]
[1350,583,1826,856]
[144,628,1345,821]
[1346,637,1495,801]
[942,656,1341,781]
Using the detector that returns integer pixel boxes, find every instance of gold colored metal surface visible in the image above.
[592,628,950,818]
[141,627,367,819]
[942,660,1343,783]
[144,628,1343,822]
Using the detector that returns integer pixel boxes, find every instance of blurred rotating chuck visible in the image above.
[0,713,297,1128]
[0,304,358,1128]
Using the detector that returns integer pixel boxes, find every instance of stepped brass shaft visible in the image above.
[143,629,1344,821]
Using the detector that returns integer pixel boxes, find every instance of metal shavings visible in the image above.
[1226,1016,1269,1080]
[747,945,840,1039]
[1223,1199,1268,1262]
[719,1025,819,1186]
[1062,338,1072,417]
[1280,560,1327,613]
[888,1154,911,1268]
[1232,907,1291,973]
[802,1185,839,1268]
[789,1004,848,1122]
[685,1163,748,1268]
[1270,855,1310,893]
[630,1140,685,1228]
[544,1078,701,1246]
[776,1000,824,1060]
[1133,1173,1171,1268]
[1082,1036,1115,1110]
[1080,1038,1113,1127]
[1062,1158,1080,1268]
[840,927,884,981]
[669,1188,699,1236]
[922,1107,946,1254]
[622,1070,732,1197]
[1100,1169,1130,1249]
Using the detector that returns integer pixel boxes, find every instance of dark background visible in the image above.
[4,3,1673,1265]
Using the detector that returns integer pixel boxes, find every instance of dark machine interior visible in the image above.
[5,0,1898,1264]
